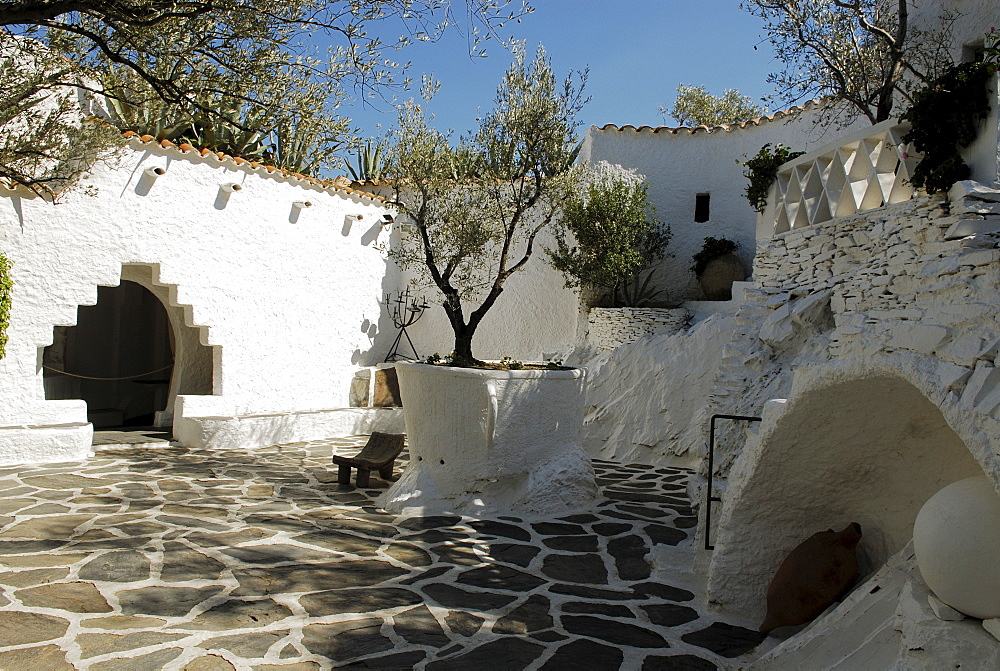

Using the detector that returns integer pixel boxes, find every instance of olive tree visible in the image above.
[742,0,954,124]
[0,34,123,196]
[385,45,586,364]
[662,84,764,127]
[0,1,532,191]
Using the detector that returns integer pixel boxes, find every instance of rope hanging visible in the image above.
[42,363,174,381]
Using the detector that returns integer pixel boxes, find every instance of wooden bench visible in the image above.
[331,432,406,487]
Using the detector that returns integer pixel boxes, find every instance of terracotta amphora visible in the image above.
[759,522,862,634]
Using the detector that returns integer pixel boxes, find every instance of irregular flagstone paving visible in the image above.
[0,436,766,669]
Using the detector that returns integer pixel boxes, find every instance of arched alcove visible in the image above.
[706,373,984,622]
[42,264,215,430]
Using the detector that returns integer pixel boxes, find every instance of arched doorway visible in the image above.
[42,264,216,434]
[43,280,174,428]
[706,372,985,621]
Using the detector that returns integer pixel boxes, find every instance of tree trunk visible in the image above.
[452,328,476,364]
[441,294,478,364]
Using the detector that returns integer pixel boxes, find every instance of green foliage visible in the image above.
[548,168,671,307]
[102,94,193,145]
[742,0,956,124]
[741,143,805,213]
[385,43,587,363]
[0,253,11,359]
[93,44,348,176]
[901,31,999,194]
[4,2,530,185]
[497,356,524,370]
[692,237,739,277]
[0,33,123,197]
[423,352,566,370]
[347,141,386,181]
[611,268,664,308]
[663,84,764,127]
[266,113,346,177]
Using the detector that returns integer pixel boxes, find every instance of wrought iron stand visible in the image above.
[383,287,429,362]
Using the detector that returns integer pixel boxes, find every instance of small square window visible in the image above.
[962,40,985,63]
[695,193,710,222]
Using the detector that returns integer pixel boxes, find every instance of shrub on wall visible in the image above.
[0,253,11,359]
[741,143,805,213]
[901,31,999,194]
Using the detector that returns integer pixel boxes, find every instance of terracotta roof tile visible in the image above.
[596,99,826,135]
[124,134,388,203]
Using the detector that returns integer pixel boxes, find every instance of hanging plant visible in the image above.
[901,31,1000,194]
[741,143,804,213]
[0,253,12,360]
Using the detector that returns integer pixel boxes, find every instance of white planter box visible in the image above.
[381,362,597,516]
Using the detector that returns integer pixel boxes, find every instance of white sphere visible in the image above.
[913,475,1000,619]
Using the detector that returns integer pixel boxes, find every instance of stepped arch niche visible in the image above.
[706,363,988,622]
[42,263,216,430]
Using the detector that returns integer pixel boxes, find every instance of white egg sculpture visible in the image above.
[913,475,1000,619]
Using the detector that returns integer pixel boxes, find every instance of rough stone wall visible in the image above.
[701,183,1000,622]
[703,183,1000,481]
[586,307,691,351]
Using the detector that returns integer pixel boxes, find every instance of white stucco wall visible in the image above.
[579,108,868,302]
[0,139,400,462]
[580,310,735,467]
[910,0,998,62]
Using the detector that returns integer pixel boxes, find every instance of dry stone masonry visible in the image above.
[587,308,691,351]
[705,182,1000,481]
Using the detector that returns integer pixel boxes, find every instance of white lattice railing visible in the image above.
[761,119,920,236]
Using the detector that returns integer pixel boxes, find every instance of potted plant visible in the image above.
[692,236,745,301]
[377,45,597,516]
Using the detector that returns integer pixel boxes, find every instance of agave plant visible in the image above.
[610,268,665,308]
[446,145,483,179]
[267,116,345,176]
[102,93,194,144]
[181,105,271,160]
[346,140,385,181]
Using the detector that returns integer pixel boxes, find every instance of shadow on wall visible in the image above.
[352,227,407,367]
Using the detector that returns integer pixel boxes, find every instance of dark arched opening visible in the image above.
[707,373,984,621]
[43,280,174,428]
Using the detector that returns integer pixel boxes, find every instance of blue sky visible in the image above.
[343,0,781,141]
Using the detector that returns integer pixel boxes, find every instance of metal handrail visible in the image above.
[705,413,762,551]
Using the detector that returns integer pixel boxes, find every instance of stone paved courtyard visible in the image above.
[0,436,767,669]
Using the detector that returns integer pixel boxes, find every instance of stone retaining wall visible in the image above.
[587,307,691,351]
[701,181,1000,625]
[703,182,1000,479]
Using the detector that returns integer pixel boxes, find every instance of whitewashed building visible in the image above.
[0,138,407,463]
